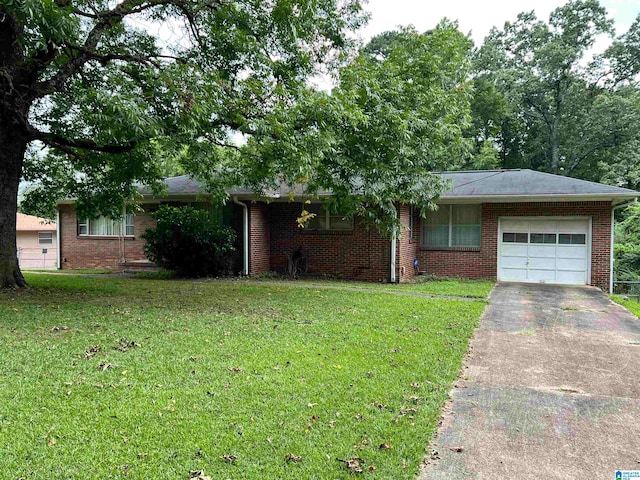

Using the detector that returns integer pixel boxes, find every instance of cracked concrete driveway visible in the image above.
[421,282,640,480]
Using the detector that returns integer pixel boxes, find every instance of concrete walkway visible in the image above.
[421,283,640,480]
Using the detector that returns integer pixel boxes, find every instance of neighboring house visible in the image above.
[16,213,57,269]
[56,169,639,292]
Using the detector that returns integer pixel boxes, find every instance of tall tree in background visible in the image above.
[473,0,614,175]
[0,0,365,288]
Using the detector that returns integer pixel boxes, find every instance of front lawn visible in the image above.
[0,274,487,479]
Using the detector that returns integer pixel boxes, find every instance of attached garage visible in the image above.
[498,218,589,285]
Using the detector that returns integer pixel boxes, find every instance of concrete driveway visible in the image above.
[421,282,640,480]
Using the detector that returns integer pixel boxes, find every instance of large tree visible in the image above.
[0,0,365,287]
[473,0,614,175]
[235,23,473,229]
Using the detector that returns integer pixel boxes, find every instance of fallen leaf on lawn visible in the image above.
[353,438,369,449]
[284,453,303,463]
[47,437,56,447]
[379,442,392,450]
[189,470,212,480]
[337,456,364,474]
[369,465,377,471]
[221,454,237,463]
[64,382,73,386]
[228,366,245,373]
[307,403,317,408]
[354,413,364,420]
[116,338,140,352]
[399,406,418,417]
[376,403,387,410]
[84,345,101,358]
[449,446,464,453]
[137,452,148,458]
[411,382,420,390]
[98,363,113,371]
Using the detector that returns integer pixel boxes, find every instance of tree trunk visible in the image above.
[550,120,560,175]
[0,121,27,288]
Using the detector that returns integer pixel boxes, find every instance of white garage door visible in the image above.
[498,218,590,285]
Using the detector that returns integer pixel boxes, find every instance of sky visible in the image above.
[359,0,639,46]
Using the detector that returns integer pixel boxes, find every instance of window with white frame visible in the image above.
[38,232,53,245]
[78,214,134,236]
[305,203,353,231]
[422,205,481,247]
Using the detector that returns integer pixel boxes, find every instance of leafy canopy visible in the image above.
[7,0,365,220]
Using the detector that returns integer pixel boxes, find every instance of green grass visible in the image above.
[252,277,496,299]
[0,274,487,479]
[25,268,113,274]
[612,295,640,318]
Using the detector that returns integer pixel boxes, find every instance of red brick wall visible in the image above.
[417,202,612,291]
[267,203,392,282]
[58,204,155,270]
[249,203,271,274]
[397,204,418,282]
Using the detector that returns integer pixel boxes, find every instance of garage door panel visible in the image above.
[500,268,529,281]
[556,270,587,284]
[501,256,528,268]
[558,220,589,234]
[498,218,589,286]
[501,219,529,232]
[557,245,587,259]
[528,245,556,257]
[529,257,556,269]
[527,269,556,282]
[501,244,528,257]
[557,258,587,271]
[528,221,557,233]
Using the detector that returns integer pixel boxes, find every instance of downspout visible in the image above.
[56,208,61,269]
[390,226,397,283]
[233,196,249,276]
[610,199,637,293]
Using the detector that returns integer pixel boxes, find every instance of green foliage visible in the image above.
[3,0,366,221]
[614,203,640,287]
[236,22,474,232]
[0,274,485,478]
[606,13,640,85]
[142,205,236,277]
[472,0,615,176]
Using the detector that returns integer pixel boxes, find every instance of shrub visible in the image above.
[142,205,236,277]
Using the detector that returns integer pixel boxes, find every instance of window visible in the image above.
[422,205,481,247]
[305,203,353,231]
[503,232,528,243]
[38,232,53,246]
[559,233,586,245]
[530,233,557,244]
[78,214,134,236]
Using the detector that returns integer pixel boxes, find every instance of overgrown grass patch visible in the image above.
[612,295,640,318]
[0,274,486,479]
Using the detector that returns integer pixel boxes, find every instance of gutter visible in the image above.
[610,199,637,293]
[390,226,397,283]
[233,196,249,276]
[56,208,61,269]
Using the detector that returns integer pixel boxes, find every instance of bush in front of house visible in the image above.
[142,205,236,277]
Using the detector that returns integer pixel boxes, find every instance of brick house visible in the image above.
[56,169,638,292]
